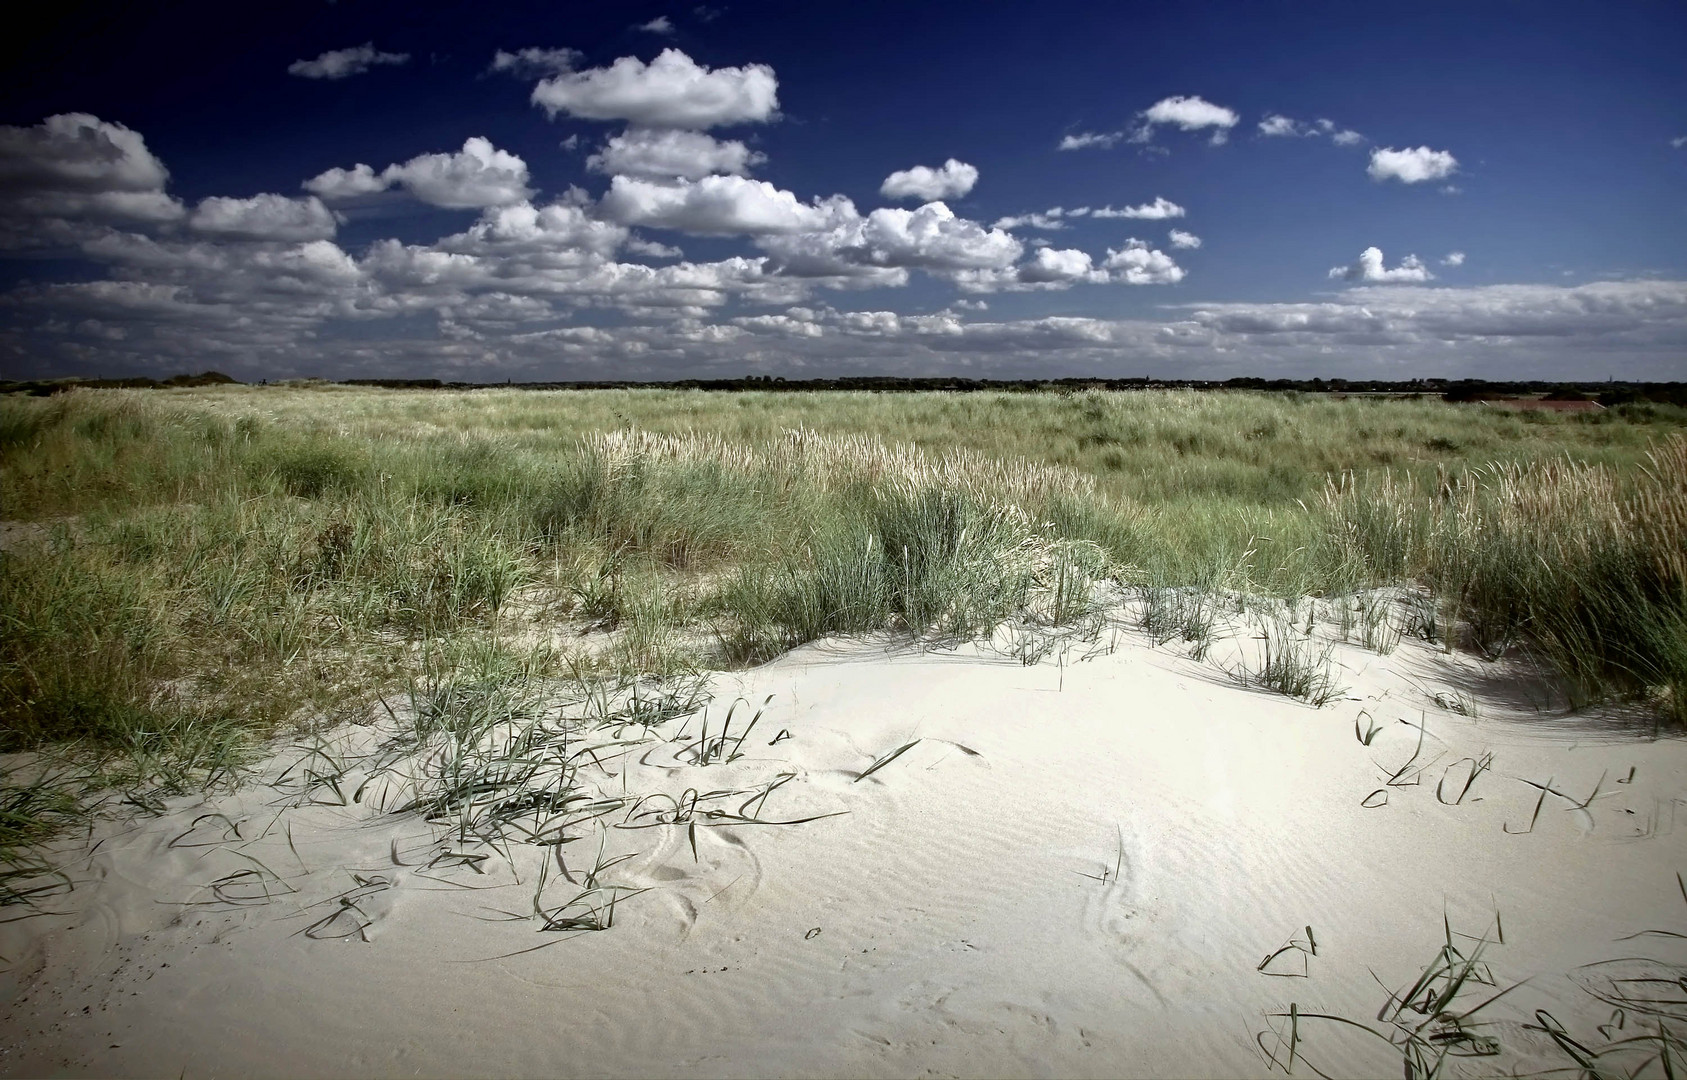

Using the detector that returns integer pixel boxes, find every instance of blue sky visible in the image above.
[1,0,1684,380]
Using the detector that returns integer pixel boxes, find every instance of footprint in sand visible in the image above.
[618,818,766,939]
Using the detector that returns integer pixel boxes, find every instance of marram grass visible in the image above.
[2,384,1683,799]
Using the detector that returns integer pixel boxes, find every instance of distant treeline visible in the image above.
[2,371,242,395]
[4,369,1685,406]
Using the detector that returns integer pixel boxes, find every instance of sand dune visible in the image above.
[3,621,1684,1078]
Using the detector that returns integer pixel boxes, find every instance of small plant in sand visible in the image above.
[1137,584,1217,659]
[1354,710,1384,746]
[528,832,643,935]
[1035,540,1111,627]
[0,766,79,908]
[335,662,845,938]
[853,740,922,783]
[1000,619,1062,666]
[1260,879,1687,1078]
[1258,914,1520,1077]
[1257,925,1319,978]
[1552,873,1687,1075]
[1399,590,1443,645]
[1073,826,1127,887]
[677,694,772,766]
[295,873,391,942]
[1359,716,1448,808]
[1357,590,1402,654]
[1230,613,1345,706]
[1431,688,1477,717]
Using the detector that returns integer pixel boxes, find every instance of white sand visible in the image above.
[2,622,1684,1078]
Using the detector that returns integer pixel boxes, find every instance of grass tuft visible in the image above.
[1230,613,1346,706]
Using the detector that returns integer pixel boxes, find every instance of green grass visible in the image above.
[1324,439,1687,721]
[1229,612,1346,707]
[2,384,1683,816]
[0,765,80,906]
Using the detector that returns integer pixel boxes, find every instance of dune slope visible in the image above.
[2,628,1684,1078]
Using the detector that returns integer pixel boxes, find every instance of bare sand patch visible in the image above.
[1,622,1683,1078]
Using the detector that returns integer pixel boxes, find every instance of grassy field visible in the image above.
[2,384,1684,816]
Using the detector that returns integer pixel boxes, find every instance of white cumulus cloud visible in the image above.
[635,16,676,34]
[1102,239,1186,284]
[1168,229,1201,249]
[435,199,628,260]
[0,113,185,230]
[1091,197,1185,220]
[588,128,764,179]
[385,139,532,209]
[1015,247,1106,286]
[1329,246,1434,283]
[2,190,185,229]
[848,202,1018,269]
[1368,146,1458,184]
[305,138,532,209]
[0,113,169,193]
[531,49,778,129]
[600,174,845,235]
[1442,251,1466,266]
[288,43,409,80]
[879,159,978,202]
[930,262,1070,295]
[759,201,1021,285]
[953,242,1184,292]
[301,163,389,200]
[188,194,338,241]
[1137,95,1238,145]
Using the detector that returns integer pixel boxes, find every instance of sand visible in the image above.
[2,616,1684,1078]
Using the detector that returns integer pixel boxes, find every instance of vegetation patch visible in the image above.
[2,384,1683,872]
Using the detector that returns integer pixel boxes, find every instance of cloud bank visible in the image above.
[1,43,1679,386]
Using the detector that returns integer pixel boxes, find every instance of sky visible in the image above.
[1,0,1684,382]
